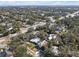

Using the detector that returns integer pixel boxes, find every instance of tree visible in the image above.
[44,48,54,57]
[38,30,48,41]
[9,21,20,34]
[13,46,31,57]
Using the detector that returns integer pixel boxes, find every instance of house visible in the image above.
[56,26,62,31]
[40,40,48,48]
[48,34,52,40]
[58,16,65,20]
[30,37,48,51]
[48,34,57,40]
[62,26,66,32]
[49,23,56,29]
[55,26,63,34]
[33,26,37,30]
[30,37,41,44]
[25,19,29,21]
[30,37,40,44]
[48,16,56,23]
[7,27,13,31]
[6,23,12,28]
[51,46,59,56]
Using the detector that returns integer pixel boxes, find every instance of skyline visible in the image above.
[0,1,79,6]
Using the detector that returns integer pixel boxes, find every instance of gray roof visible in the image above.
[30,37,40,44]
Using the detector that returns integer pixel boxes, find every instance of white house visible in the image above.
[7,27,13,31]
[48,34,57,40]
[48,35,52,40]
[30,37,40,44]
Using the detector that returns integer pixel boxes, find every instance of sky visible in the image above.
[0,1,79,6]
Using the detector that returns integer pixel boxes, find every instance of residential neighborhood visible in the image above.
[0,5,79,57]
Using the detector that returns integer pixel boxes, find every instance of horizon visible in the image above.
[0,1,79,6]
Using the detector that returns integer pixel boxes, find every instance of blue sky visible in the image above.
[0,1,79,6]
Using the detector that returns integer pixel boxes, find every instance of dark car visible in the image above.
[0,50,7,57]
